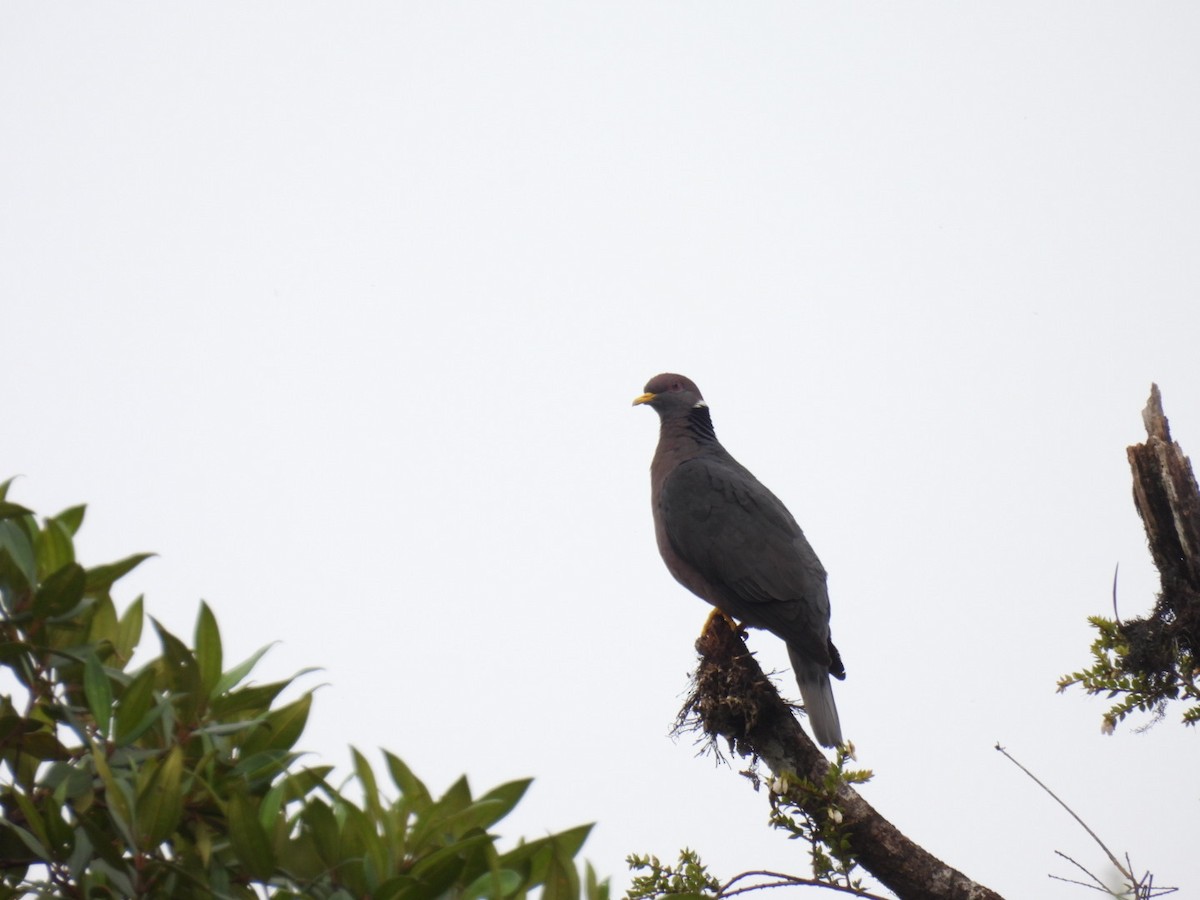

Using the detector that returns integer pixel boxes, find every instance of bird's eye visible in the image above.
[669,382,683,392]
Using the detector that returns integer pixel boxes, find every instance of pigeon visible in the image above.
[634,373,845,747]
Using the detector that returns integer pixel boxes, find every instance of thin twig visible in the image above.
[1111,563,1122,626]
[719,869,892,900]
[1052,850,1115,895]
[995,744,1130,880]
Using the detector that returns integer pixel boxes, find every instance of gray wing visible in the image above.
[660,456,832,666]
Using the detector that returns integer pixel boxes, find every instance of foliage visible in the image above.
[625,851,717,900]
[764,745,873,893]
[1057,614,1200,732]
[0,477,606,899]
[625,748,882,900]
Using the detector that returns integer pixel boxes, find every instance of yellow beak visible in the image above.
[632,392,656,407]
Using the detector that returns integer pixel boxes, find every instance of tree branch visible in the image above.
[720,869,892,899]
[1058,383,1200,729]
[994,745,1127,880]
[1110,384,1200,723]
[1126,383,1200,652]
[680,614,1005,900]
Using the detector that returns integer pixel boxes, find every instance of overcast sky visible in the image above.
[3,4,1198,897]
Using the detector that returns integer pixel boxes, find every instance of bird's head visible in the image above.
[633,373,707,419]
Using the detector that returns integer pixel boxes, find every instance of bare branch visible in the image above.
[1050,850,1117,895]
[720,869,892,899]
[995,745,1129,880]
[1124,385,1200,706]
[997,750,1178,899]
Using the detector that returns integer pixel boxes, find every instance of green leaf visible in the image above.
[409,776,473,851]
[152,618,200,701]
[385,751,432,808]
[84,553,155,595]
[232,749,303,788]
[195,601,223,699]
[135,745,184,847]
[463,868,523,900]
[228,791,276,881]
[192,718,267,738]
[115,595,144,665]
[408,832,492,893]
[0,714,34,742]
[36,519,75,579]
[40,795,73,860]
[275,832,325,884]
[211,679,293,719]
[540,848,576,900]
[16,730,71,762]
[300,798,340,867]
[0,816,50,862]
[550,823,593,861]
[498,835,553,874]
[240,696,312,758]
[0,501,34,521]
[66,823,94,880]
[0,519,37,589]
[0,641,32,669]
[371,877,421,900]
[475,778,532,828]
[336,804,387,893]
[84,653,114,739]
[283,765,335,803]
[78,816,124,869]
[45,759,93,803]
[88,595,119,654]
[115,667,161,745]
[91,739,134,845]
[94,858,137,895]
[52,505,87,536]
[214,643,277,696]
[421,799,507,845]
[258,780,287,836]
[585,861,608,900]
[352,747,384,820]
[12,789,50,858]
[33,563,86,618]
[0,476,17,501]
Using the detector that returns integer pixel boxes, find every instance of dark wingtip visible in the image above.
[828,640,846,681]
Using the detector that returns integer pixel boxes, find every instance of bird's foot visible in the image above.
[704,608,745,636]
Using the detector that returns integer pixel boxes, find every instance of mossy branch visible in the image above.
[1059,385,1200,730]
[673,613,1004,900]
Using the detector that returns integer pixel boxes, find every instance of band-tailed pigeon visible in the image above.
[634,373,845,747]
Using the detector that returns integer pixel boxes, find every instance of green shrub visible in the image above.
[0,478,605,899]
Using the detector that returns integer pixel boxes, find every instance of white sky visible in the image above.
[3,4,1198,897]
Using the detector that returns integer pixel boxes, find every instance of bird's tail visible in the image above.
[787,645,843,748]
